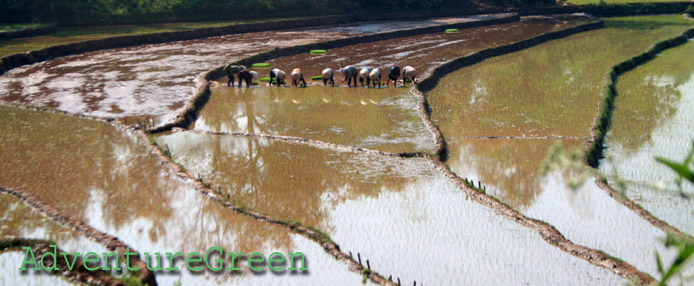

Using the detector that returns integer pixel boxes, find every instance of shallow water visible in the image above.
[267,15,591,85]
[155,131,623,285]
[0,16,491,128]
[427,15,694,138]
[427,15,694,280]
[0,106,364,285]
[0,194,110,284]
[193,85,434,153]
[605,40,694,236]
[446,139,691,280]
[0,251,77,286]
[0,194,107,256]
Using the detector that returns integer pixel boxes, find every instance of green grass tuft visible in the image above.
[252,63,271,68]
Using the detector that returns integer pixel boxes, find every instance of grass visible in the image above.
[444,28,459,33]
[310,75,323,80]
[0,16,318,58]
[0,23,50,33]
[252,63,272,68]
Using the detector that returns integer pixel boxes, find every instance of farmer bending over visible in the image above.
[224,64,245,87]
[387,64,401,87]
[340,66,358,87]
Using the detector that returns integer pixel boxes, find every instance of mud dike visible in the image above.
[2,12,693,286]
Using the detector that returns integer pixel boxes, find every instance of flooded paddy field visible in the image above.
[604,40,694,236]
[0,105,364,285]
[3,10,694,285]
[195,14,593,154]
[155,131,623,285]
[0,194,108,286]
[0,16,490,129]
[193,86,434,153]
[426,15,694,280]
[427,15,694,138]
[266,15,592,83]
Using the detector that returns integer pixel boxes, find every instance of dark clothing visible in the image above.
[225,65,244,87]
[238,70,252,88]
[388,66,401,80]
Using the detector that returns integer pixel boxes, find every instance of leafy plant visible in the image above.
[655,235,694,286]
[543,141,694,285]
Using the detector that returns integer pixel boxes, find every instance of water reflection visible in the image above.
[427,15,694,280]
[0,16,486,128]
[447,139,586,210]
[0,194,107,255]
[193,86,434,153]
[0,106,363,285]
[1,251,76,286]
[428,16,694,138]
[155,132,622,285]
[268,15,591,85]
[155,131,416,229]
[606,41,694,235]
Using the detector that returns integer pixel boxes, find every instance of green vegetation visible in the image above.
[0,17,306,57]
[444,28,459,33]
[0,23,49,33]
[252,63,272,68]
[0,0,503,26]
[310,76,324,80]
[687,5,694,17]
[310,49,327,54]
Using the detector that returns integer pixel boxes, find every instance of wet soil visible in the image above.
[266,15,592,85]
[0,16,484,128]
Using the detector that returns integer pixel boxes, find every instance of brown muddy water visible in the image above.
[266,15,592,84]
[154,131,623,285]
[0,105,365,285]
[1,194,108,286]
[427,15,694,280]
[427,15,694,138]
[193,85,434,153]
[604,40,694,236]
[0,16,491,129]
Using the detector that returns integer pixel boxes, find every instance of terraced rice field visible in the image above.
[1,12,693,286]
[604,40,694,236]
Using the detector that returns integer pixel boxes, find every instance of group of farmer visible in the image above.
[223,64,417,88]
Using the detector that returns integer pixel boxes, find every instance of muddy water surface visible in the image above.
[193,86,434,153]
[155,131,623,285]
[0,16,490,128]
[267,15,592,85]
[428,15,694,138]
[0,106,364,285]
[605,40,694,236]
[0,194,107,256]
[427,15,694,280]
[448,138,688,279]
[1,251,77,286]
